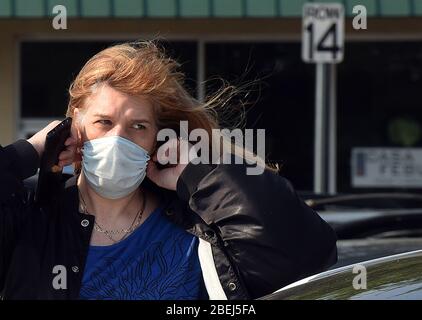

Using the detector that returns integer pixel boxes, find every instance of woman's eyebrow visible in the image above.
[131,118,151,124]
[92,113,112,118]
[92,113,151,123]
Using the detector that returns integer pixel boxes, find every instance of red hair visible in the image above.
[66,40,274,174]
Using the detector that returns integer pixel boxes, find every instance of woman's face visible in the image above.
[75,83,158,154]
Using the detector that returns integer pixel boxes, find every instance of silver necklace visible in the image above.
[78,188,146,243]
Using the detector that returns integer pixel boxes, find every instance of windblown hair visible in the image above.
[66,40,276,174]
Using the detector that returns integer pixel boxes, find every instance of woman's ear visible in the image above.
[72,108,85,150]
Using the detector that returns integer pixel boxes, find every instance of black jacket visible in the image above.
[0,140,337,300]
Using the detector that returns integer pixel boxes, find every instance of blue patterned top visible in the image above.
[79,206,206,300]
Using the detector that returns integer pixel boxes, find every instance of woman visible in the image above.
[0,41,337,300]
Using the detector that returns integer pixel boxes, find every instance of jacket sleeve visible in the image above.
[176,160,338,299]
[0,140,39,292]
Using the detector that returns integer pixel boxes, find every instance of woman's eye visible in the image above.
[96,120,112,126]
[133,123,146,130]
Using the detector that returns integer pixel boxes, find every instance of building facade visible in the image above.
[1,0,422,192]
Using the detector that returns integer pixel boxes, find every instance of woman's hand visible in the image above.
[146,137,197,191]
[27,120,80,169]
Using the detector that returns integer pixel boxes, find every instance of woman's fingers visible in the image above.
[146,137,194,190]
[146,160,164,187]
[58,149,73,161]
[156,138,180,165]
[27,120,81,170]
[64,137,76,146]
[146,160,179,191]
[58,139,78,167]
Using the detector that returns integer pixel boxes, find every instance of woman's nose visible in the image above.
[106,124,129,140]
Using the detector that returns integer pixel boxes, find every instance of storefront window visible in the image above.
[338,42,422,193]
[20,40,198,118]
[206,42,315,190]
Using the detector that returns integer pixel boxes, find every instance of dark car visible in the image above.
[261,249,422,300]
[298,192,422,268]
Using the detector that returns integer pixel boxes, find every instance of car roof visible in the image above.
[261,249,422,300]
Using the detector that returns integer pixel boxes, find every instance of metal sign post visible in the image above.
[302,3,344,195]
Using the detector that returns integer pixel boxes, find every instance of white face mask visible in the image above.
[81,136,150,199]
